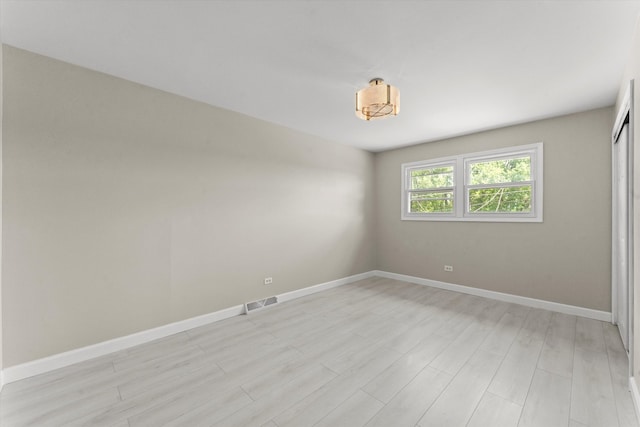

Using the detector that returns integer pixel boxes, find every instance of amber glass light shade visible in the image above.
[355,78,400,120]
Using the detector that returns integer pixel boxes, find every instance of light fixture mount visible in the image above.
[355,78,400,121]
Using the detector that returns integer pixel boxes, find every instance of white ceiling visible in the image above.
[2,1,640,152]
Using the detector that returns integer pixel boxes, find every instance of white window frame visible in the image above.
[403,160,457,218]
[401,142,543,222]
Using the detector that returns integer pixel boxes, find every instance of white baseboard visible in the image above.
[2,269,612,385]
[1,271,374,385]
[2,304,246,385]
[630,377,640,423]
[374,270,612,322]
[277,271,376,303]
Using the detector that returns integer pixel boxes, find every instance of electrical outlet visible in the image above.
[264,277,273,285]
[444,265,453,272]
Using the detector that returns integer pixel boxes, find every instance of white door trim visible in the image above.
[612,79,635,377]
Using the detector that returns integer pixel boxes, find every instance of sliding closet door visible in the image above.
[613,122,630,351]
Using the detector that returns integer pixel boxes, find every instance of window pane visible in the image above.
[468,186,532,213]
[469,156,531,185]
[410,191,453,213]
[411,166,454,189]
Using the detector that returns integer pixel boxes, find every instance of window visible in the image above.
[401,143,543,222]
[407,162,455,215]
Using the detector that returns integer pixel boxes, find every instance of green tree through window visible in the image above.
[409,165,454,213]
[467,157,532,213]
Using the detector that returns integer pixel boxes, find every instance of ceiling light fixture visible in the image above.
[355,78,400,121]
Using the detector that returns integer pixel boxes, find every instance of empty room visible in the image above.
[1,1,640,426]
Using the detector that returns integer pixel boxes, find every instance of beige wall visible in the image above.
[376,108,613,311]
[1,46,376,367]
[616,16,640,383]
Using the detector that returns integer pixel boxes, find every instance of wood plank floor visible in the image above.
[1,277,637,426]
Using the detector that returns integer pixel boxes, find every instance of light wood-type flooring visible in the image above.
[1,277,638,426]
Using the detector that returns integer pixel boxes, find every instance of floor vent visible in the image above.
[244,296,278,314]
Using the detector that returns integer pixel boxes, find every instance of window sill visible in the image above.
[401,215,543,223]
